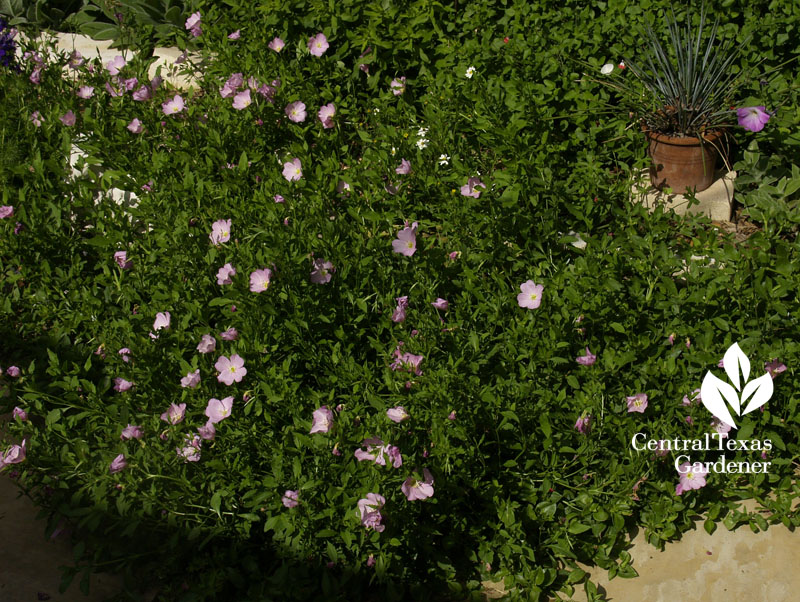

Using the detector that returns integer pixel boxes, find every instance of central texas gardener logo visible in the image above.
[700,343,773,429]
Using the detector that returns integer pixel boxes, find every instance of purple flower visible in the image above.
[310,258,334,284]
[59,110,76,126]
[310,406,334,434]
[153,311,171,331]
[675,462,708,495]
[197,420,216,441]
[114,377,133,392]
[711,417,732,439]
[574,414,592,435]
[285,101,307,123]
[517,280,543,309]
[391,296,409,323]
[215,355,247,386]
[228,30,241,40]
[162,94,185,115]
[29,111,42,127]
[431,298,449,311]
[387,406,410,423]
[401,468,434,501]
[269,37,285,52]
[180,369,201,389]
[308,33,329,57]
[626,393,648,413]
[0,205,13,219]
[109,454,127,474]
[392,222,417,256]
[120,424,143,440]
[205,396,234,423]
[106,55,126,75]
[274,194,285,203]
[68,51,84,69]
[197,334,216,354]
[232,89,252,110]
[5,365,20,377]
[77,85,94,99]
[210,219,231,245]
[132,85,151,101]
[447,411,456,420]
[390,350,424,376]
[118,348,131,362]
[127,118,144,134]
[682,389,701,406]
[282,490,299,508]
[357,493,386,532]
[737,106,771,132]
[217,263,237,285]
[576,347,596,366]
[249,268,272,292]
[220,327,238,341]
[395,159,411,175]
[114,251,133,269]
[161,403,186,425]
[283,158,303,181]
[460,177,486,198]
[318,103,336,128]
[185,11,202,36]
[765,359,787,379]
[12,407,27,421]
[2,440,26,465]
[177,435,201,462]
[390,77,406,95]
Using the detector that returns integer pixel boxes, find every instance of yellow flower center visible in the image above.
[530,293,537,300]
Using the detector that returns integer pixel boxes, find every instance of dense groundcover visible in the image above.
[1,1,800,600]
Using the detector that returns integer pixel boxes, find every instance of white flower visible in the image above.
[416,138,429,150]
[417,127,428,138]
[391,146,397,156]
[600,63,614,75]
[373,107,380,114]
[465,66,476,79]
[438,154,450,165]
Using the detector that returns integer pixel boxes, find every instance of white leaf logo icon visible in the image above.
[699,343,773,429]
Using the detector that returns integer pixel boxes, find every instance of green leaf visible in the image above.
[704,519,716,535]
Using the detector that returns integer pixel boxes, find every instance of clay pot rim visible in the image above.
[643,128,726,146]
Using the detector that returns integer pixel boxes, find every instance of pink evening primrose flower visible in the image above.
[576,347,596,366]
[127,118,144,134]
[153,311,171,331]
[5,366,20,378]
[185,11,201,31]
[114,377,133,392]
[197,420,216,441]
[210,219,231,245]
[737,106,771,132]
[120,424,143,440]
[318,103,335,128]
[668,333,676,345]
[390,77,406,95]
[626,393,648,413]
[68,50,84,69]
[59,111,76,126]
[310,258,334,284]
[180,369,201,389]
[2,440,26,465]
[310,406,334,434]
[177,435,202,462]
[220,327,238,341]
[517,280,544,309]
[118,348,131,362]
[765,359,787,379]
[249,268,272,292]
[162,94,185,115]
[283,158,303,181]
[269,37,285,52]
[160,403,186,425]
[0,206,14,219]
[675,462,708,495]
[387,406,410,423]
[575,414,592,435]
[114,251,133,269]
[217,263,237,285]
[460,177,486,198]
[391,296,409,323]
[30,111,42,127]
[395,159,411,175]
[308,33,329,57]
[431,298,449,311]
[197,334,216,354]
[282,490,300,508]
[205,396,234,424]
[401,468,434,501]
[285,101,307,123]
[228,30,241,40]
[215,355,247,386]
[106,55,126,75]
[232,89,252,110]
[109,454,127,474]
[274,194,285,203]
[12,407,27,421]
[76,85,94,99]
[711,417,732,439]
[392,222,418,256]
[357,493,386,532]
[132,85,152,101]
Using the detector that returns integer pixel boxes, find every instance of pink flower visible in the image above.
[282,490,300,508]
[220,327,238,341]
[517,280,543,309]
[274,194,285,203]
[310,406,334,434]
[132,85,152,101]
[390,350,424,376]
[357,493,386,532]
[675,462,708,495]
[232,89,252,110]
[12,407,27,421]
[711,418,732,439]
[574,414,592,435]
[318,103,335,128]
[215,354,247,386]
[180,369,201,389]
[390,77,406,95]
[285,101,307,122]
[30,111,42,127]
[109,454,127,474]
[59,110,76,126]
[185,11,201,31]
[367,555,376,567]
[654,440,669,458]
[431,298,449,311]
[162,94,185,115]
[153,311,171,331]
[283,158,303,181]
[197,420,216,441]
[105,81,123,97]
[197,334,216,353]
[765,359,787,379]
[401,468,434,501]
[205,396,234,424]
[5,365,19,377]
[210,219,231,245]
[310,258,334,284]
[228,30,241,40]
[626,393,648,413]
[308,33,329,57]
[395,159,411,175]
[682,389,701,406]
[460,177,486,198]
[77,85,94,99]
[114,377,133,392]
[391,296,409,322]
[106,55,126,75]
[68,51,84,69]
[387,406,410,423]
[269,37,285,52]
[447,411,456,420]
[737,106,771,132]
[355,438,403,468]
[576,347,596,366]
[160,403,186,425]
[118,348,131,362]
[685,415,694,425]
[177,435,201,462]
[127,118,143,134]
[249,268,272,292]
[392,222,417,256]
[2,440,26,465]
[120,424,143,440]
[217,263,237,285]
[0,206,14,219]
[668,333,676,345]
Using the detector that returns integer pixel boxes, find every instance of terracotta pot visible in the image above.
[646,130,723,193]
